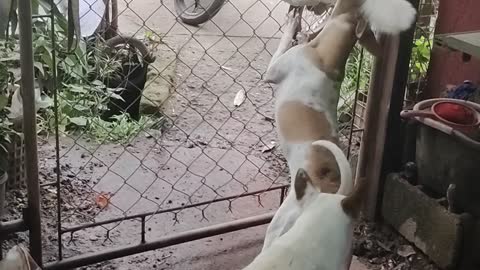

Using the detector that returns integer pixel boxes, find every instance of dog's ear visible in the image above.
[294,168,312,200]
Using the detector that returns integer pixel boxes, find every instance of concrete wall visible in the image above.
[424,0,480,98]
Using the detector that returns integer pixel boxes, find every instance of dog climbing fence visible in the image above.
[1,0,378,268]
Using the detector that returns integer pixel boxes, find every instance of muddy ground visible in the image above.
[3,0,439,269]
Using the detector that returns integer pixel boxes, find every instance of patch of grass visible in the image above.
[86,115,164,144]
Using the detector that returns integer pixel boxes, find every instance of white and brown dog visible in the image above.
[243,141,367,269]
[261,0,417,252]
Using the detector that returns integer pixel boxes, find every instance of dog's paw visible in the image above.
[296,31,308,44]
[284,10,301,38]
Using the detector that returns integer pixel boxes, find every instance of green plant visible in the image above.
[28,10,156,142]
[409,35,431,82]
[86,115,162,144]
[338,45,374,114]
[0,60,15,173]
[1,0,161,144]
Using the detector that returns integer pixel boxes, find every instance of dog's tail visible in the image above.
[360,0,417,34]
[311,140,353,196]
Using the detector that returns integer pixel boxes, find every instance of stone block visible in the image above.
[140,45,176,114]
[382,173,467,269]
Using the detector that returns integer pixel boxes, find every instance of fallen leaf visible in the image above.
[261,141,276,153]
[95,192,111,209]
[397,245,415,258]
[233,89,246,107]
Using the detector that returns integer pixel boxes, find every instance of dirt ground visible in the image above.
[2,0,439,269]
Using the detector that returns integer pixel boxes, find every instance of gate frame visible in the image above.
[2,0,417,268]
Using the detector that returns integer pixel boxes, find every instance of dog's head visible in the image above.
[294,167,367,218]
[293,168,367,268]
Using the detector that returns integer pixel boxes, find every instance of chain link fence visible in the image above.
[2,0,373,268]
[404,0,438,108]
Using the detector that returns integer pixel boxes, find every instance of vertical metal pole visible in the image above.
[18,0,43,265]
[111,0,118,36]
[347,47,364,159]
[279,186,286,204]
[48,0,63,260]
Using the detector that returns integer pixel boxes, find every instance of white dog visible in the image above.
[243,141,367,270]
[262,0,417,252]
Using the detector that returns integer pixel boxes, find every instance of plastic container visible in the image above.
[401,100,480,135]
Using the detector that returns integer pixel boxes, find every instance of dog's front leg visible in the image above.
[271,11,301,62]
[264,11,301,83]
[262,192,300,251]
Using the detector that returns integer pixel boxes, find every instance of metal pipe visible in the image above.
[110,0,118,35]
[44,212,274,270]
[17,0,43,265]
[0,219,27,235]
[47,0,63,260]
[62,185,287,233]
[347,47,364,159]
[31,14,51,19]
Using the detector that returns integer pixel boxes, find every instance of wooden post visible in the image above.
[356,0,419,220]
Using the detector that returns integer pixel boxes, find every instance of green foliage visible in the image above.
[338,34,432,117]
[338,45,374,114]
[409,35,431,82]
[28,9,159,143]
[86,115,162,144]
[0,57,15,172]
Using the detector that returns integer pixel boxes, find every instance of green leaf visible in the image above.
[92,80,105,86]
[68,84,86,93]
[34,61,45,77]
[110,93,125,101]
[68,116,87,126]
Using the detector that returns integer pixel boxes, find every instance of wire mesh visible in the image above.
[404,0,439,108]
[3,0,373,266]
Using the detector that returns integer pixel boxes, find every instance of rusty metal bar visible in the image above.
[279,186,286,204]
[44,212,274,270]
[140,216,146,244]
[47,0,63,260]
[347,47,364,159]
[31,14,51,19]
[110,0,118,35]
[18,0,43,265]
[0,219,27,235]
[62,185,287,233]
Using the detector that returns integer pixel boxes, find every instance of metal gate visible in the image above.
[3,0,374,268]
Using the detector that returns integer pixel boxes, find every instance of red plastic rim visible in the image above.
[431,101,479,127]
